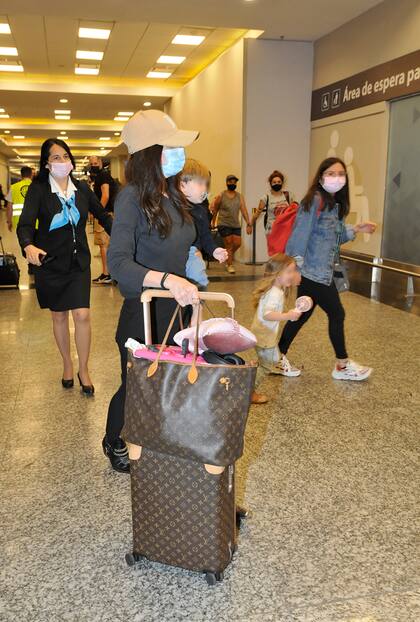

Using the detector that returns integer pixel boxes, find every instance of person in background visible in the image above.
[104,110,200,473]
[6,166,33,232]
[0,183,6,209]
[210,174,252,273]
[178,159,228,290]
[278,157,376,381]
[251,253,302,403]
[17,139,113,395]
[251,170,296,239]
[88,156,118,284]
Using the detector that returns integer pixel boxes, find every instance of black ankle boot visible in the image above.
[102,436,130,473]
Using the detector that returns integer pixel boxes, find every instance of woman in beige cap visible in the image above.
[102,110,200,473]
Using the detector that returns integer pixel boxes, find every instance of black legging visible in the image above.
[279,276,348,360]
[106,297,188,443]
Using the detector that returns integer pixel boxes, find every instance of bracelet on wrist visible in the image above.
[160,272,170,289]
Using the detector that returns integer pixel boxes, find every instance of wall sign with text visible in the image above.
[311,48,420,120]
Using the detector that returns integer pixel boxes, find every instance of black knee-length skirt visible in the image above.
[34,265,91,311]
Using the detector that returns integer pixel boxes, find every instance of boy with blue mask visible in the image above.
[177,159,228,289]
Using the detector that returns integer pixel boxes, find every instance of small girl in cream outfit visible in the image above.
[251,253,302,403]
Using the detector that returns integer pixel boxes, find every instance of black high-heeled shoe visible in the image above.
[61,378,74,389]
[77,372,95,397]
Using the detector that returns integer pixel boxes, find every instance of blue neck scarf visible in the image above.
[49,193,80,232]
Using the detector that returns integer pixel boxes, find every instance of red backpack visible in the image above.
[266,195,299,256]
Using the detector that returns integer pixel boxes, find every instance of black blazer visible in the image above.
[17,178,113,273]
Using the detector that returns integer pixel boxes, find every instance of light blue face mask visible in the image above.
[161,146,186,178]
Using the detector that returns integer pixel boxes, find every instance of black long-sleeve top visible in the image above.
[107,184,196,300]
[188,199,217,257]
[17,178,112,274]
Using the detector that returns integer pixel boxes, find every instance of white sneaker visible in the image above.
[332,359,372,381]
[276,355,301,377]
[226,265,235,274]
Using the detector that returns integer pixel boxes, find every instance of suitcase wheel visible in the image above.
[205,571,224,586]
[125,552,142,567]
[236,506,249,530]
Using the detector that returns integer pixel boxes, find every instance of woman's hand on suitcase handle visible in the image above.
[24,244,47,266]
[166,274,200,307]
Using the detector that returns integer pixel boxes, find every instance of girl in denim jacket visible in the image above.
[277,157,376,381]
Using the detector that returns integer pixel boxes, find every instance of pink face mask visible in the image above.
[49,161,73,179]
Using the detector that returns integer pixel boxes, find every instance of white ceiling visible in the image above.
[0,1,384,41]
[0,0,384,169]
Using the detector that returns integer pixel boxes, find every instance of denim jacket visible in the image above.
[286,194,355,286]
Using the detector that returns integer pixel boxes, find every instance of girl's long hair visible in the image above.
[301,157,350,220]
[253,253,296,308]
[34,139,76,184]
[125,144,191,237]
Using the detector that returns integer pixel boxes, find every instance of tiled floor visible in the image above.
[0,211,419,621]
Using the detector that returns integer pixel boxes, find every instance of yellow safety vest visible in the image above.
[10,177,32,219]
[11,178,32,225]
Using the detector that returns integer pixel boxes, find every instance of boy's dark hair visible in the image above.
[21,166,32,178]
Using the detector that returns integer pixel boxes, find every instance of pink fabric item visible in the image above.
[133,345,209,365]
[174,318,257,355]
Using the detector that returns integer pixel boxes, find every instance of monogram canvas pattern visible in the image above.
[130,448,236,573]
[123,354,257,466]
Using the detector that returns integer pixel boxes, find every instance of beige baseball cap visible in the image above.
[121,109,199,154]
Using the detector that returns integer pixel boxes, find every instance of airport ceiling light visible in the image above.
[0,64,23,72]
[55,115,70,120]
[147,71,172,79]
[76,50,104,61]
[58,136,69,140]
[75,66,100,76]
[0,47,18,56]
[117,112,134,116]
[4,130,10,133]
[60,131,67,135]
[143,102,152,107]
[0,24,11,35]
[54,109,71,115]
[157,55,185,64]
[114,132,120,136]
[114,116,129,122]
[59,98,68,103]
[78,27,110,40]
[13,135,25,139]
[99,137,111,140]
[0,113,10,118]
[172,35,205,46]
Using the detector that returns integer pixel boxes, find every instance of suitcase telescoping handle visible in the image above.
[140,289,235,346]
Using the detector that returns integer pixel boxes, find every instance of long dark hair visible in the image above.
[302,157,350,219]
[125,144,191,237]
[34,139,76,183]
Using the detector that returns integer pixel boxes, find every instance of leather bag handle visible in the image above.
[146,303,201,384]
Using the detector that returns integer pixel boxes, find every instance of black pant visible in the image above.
[106,297,188,443]
[279,276,348,360]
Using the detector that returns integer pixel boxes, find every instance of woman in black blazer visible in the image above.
[17,138,112,395]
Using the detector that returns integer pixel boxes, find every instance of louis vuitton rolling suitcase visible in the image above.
[123,290,256,585]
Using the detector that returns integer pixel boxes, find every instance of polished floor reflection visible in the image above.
[0,211,419,622]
